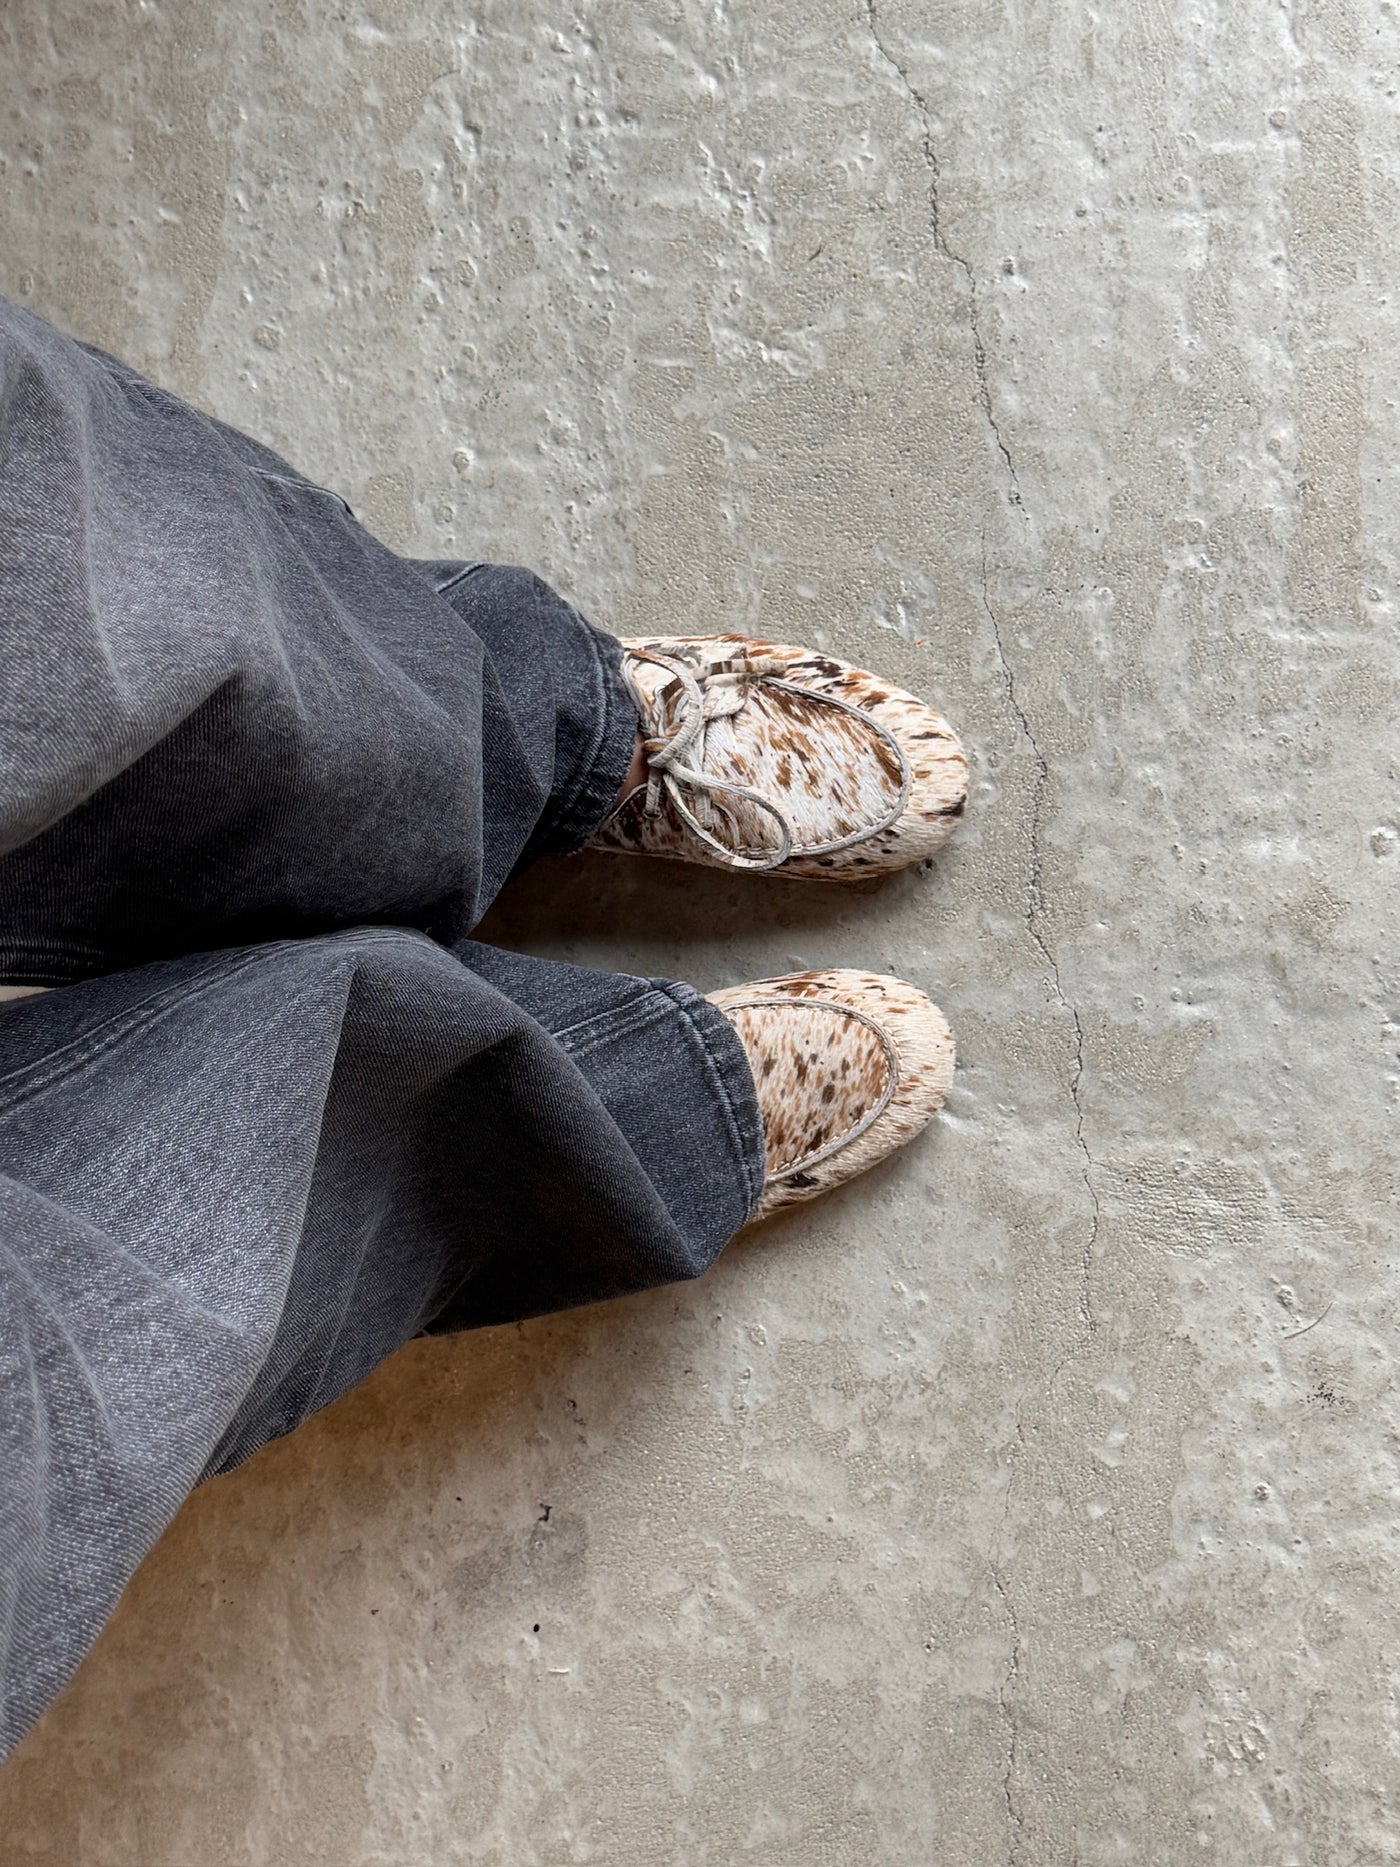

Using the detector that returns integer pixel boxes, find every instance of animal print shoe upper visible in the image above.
[708,969,955,1224]
[587,636,967,879]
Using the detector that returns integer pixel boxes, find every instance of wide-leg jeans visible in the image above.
[0,299,764,1757]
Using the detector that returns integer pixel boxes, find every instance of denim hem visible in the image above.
[653,980,767,1222]
[537,620,640,856]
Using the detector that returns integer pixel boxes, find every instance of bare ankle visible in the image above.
[611,733,648,814]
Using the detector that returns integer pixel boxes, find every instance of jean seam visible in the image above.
[537,621,637,855]
[248,467,355,519]
[554,987,674,1053]
[431,561,487,597]
[555,981,762,1223]
[655,982,766,1218]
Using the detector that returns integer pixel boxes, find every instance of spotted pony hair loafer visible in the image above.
[708,968,955,1224]
[588,635,968,879]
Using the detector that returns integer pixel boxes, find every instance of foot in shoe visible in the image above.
[591,635,968,879]
[708,968,955,1224]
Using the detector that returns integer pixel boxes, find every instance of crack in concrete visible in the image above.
[985,1397,1028,1856]
[988,1558,1027,1859]
[863,8,1101,1317]
[865,16,1102,1852]
[975,529,1100,1860]
[979,532,1103,1329]
[864,0,1022,507]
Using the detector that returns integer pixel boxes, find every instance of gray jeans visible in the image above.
[0,299,764,1758]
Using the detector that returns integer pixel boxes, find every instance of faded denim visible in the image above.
[0,299,764,1758]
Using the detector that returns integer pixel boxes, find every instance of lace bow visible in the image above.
[622,645,910,872]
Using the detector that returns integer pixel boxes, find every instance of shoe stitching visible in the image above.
[719,992,902,1178]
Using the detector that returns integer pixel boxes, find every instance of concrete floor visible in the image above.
[1,0,1397,1860]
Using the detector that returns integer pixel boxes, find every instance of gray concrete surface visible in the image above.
[1,0,1397,1860]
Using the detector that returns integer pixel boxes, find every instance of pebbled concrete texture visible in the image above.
[1,0,1397,1859]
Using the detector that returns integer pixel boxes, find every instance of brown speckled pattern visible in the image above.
[708,969,955,1223]
[588,635,968,879]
